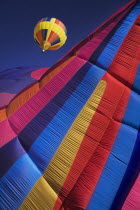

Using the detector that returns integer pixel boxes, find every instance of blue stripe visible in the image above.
[46,17,51,22]
[42,29,48,41]
[87,124,138,210]
[28,64,105,173]
[0,137,25,178]
[18,62,92,151]
[133,63,140,94]
[111,130,140,210]
[123,90,140,130]
[87,4,140,208]
[87,60,140,209]
[89,6,129,65]
[52,38,60,46]
[0,154,41,209]
[96,3,140,70]
[0,63,105,209]
[87,56,140,209]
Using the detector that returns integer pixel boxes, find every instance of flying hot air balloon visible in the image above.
[34,17,67,52]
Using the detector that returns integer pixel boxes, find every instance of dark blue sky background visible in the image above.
[0,0,131,71]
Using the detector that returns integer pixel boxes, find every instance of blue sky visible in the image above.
[0,0,131,71]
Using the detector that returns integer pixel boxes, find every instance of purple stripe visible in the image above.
[0,137,25,178]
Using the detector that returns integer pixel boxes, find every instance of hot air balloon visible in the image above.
[34,17,67,52]
[1,1,140,210]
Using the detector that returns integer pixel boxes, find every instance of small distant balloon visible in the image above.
[34,17,67,52]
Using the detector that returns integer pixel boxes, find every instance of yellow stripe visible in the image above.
[46,18,56,41]
[44,81,106,202]
[19,177,60,210]
[49,23,67,48]
[19,80,106,209]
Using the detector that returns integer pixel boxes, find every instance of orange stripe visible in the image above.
[1,55,77,120]
[0,108,7,122]
[39,55,77,88]
[7,83,39,118]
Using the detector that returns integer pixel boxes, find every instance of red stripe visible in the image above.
[48,31,59,44]
[54,73,130,209]
[108,20,140,88]
[36,30,43,43]
[55,19,60,25]
[50,45,60,50]
[55,19,66,30]
[54,15,140,209]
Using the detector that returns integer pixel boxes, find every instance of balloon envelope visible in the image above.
[34,17,67,52]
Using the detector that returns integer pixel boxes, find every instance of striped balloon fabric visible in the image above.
[34,17,67,51]
[0,0,140,209]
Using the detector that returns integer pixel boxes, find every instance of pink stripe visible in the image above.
[0,119,16,147]
[122,174,140,210]
[31,67,49,80]
[78,21,122,60]
[0,57,85,147]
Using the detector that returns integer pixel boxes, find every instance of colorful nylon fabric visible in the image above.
[0,0,140,209]
[34,17,67,51]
